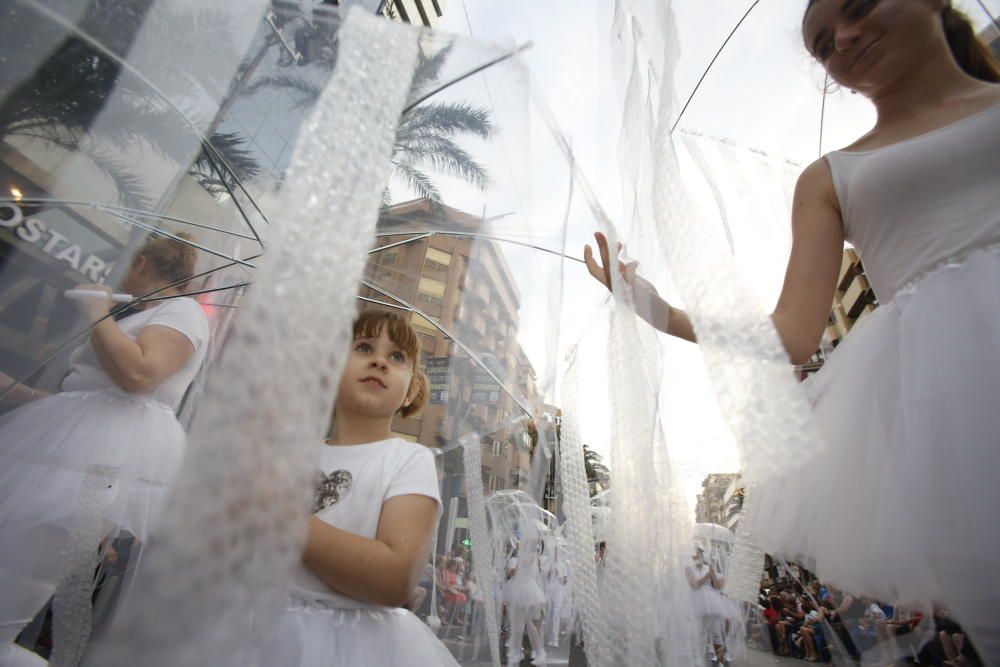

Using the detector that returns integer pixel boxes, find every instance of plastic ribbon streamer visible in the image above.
[88,9,419,665]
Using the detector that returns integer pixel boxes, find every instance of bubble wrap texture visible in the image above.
[726,494,766,605]
[88,10,419,666]
[50,465,117,667]
[647,3,823,489]
[462,434,502,667]
[557,347,607,666]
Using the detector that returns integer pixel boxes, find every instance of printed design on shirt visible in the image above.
[312,469,353,513]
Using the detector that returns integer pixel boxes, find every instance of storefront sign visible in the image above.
[0,202,112,282]
[426,356,450,404]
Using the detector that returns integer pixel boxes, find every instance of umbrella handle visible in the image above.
[65,289,134,303]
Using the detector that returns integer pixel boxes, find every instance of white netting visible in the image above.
[556,346,607,665]
[462,432,502,667]
[646,1,823,489]
[87,10,418,665]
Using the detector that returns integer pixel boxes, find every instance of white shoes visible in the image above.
[531,651,548,665]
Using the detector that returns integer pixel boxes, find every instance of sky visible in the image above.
[416,0,1000,509]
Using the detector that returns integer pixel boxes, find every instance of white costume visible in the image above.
[0,298,208,654]
[748,103,1000,661]
[688,561,729,646]
[503,540,546,665]
[260,438,458,666]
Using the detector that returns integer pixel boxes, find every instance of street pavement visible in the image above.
[446,633,805,667]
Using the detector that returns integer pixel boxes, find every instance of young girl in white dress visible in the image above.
[258,309,459,666]
[503,535,548,667]
[0,234,209,665]
[585,1,1000,660]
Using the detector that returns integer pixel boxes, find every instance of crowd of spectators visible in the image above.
[750,580,982,667]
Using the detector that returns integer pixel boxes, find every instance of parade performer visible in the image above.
[585,1,1000,660]
[0,234,208,665]
[687,548,730,664]
[504,535,548,666]
[258,309,459,666]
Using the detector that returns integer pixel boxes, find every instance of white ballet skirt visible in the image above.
[260,600,459,667]
[0,298,207,645]
[688,566,729,620]
[746,104,1000,663]
[504,552,546,611]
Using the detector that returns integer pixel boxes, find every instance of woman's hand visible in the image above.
[72,283,114,322]
[583,231,670,331]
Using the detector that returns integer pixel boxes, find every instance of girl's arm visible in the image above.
[584,158,844,365]
[303,494,438,608]
[76,287,197,393]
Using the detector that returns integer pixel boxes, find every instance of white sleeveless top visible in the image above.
[824,103,1000,302]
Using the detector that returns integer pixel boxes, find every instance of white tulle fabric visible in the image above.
[260,603,458,667]
[87,10,419,666]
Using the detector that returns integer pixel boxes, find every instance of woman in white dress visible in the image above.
[585,1,1000,661]
[0,234,208,665]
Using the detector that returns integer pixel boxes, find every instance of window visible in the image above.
[377,250,398,265]
[411,312,438,335]
[424,247,452,271]
[417,276,446,304]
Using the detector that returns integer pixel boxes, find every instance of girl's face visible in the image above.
[803,0,946,95]
[336,326,416,419]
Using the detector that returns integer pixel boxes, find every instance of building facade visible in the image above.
[695,472,742,528]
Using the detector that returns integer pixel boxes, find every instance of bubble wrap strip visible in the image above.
[89,10,419,666]
[462,434,502,667]
[51,465,117,667]
[648,3,823,488]
[557,347,606,666]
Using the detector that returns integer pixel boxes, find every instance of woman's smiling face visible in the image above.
[803,0,947,96]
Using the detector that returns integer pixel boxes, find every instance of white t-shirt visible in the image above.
[61,298,209,409]
[291,438,442,609]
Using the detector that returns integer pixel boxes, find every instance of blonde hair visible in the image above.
[140,232,198,290]
[353,309,429,418]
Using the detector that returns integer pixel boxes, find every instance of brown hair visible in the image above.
[941,5,1000,83]
[140,232,198,290]
[353,309,429,418]
[804,1,1000,82]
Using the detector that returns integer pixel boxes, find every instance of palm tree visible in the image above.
[0,1,261,209]
[247,34,492,207]
[583,444,610,497]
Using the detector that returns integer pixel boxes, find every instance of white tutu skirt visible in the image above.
[504,576,546,611]
[746,245,1000,662]
[261,601,460,666]
[691,585,731,620]
[0,390,185,641]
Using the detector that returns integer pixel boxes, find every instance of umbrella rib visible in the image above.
[100,209,257,269]
[0,197,259,242]
[818,74,830,158]
[401,42,534,114]
[671,0,761,134]
[359,279,532,416]
[196,142,267,248]
[138,253,261,301]
[15,0,271,242]
[975,0,1000,32]
[357,295,410,310]
[371,230,586,263]
[138,282,250,303]
[368,232,434,254]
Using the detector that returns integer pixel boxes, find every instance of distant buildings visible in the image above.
[360,198,555,548]
[695,472,742,531]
